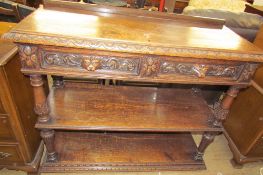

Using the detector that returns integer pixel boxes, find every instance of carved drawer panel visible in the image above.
[159,61,245,80]
[18,44,258,84]
[40,50,140,75]
[0,115,15,141]
[0,144,23,164]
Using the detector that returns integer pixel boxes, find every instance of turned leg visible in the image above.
[230,158,244,169]
[194,132,216,161]
[30,75,50,123]
[51,75,64,88]
[31,75,58,162]
[213,85,245,127]
[40,129,57,162]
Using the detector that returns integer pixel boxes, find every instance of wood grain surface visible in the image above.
[36,84,219,132]
[2,2,263,62]
[40,131,205,172]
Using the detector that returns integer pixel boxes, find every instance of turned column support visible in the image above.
[40,129,58,162]
[213,85,246,127]
[195,132,216,161]
[30,74,50,123]
[51,75,64,88]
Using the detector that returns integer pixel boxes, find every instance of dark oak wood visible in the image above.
[36,84,219,132]
[40,131,205,172]
[3,2,263,172]
[0,22,43,174]
[15,45,258,86]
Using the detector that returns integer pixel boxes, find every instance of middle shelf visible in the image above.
[36,84,221,132]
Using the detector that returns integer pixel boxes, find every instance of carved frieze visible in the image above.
[160,61,244,79]
[42,51,139,74]
[19,45,39,69]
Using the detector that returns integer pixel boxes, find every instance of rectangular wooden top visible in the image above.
[2,0,263,62]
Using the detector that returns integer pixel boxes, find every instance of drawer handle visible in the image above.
[0,152,12,159]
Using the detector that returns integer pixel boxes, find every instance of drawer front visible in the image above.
[40,50,140,76]
[0,115,15,141]
[19,44,258,85]
[0,144,23,164]
[39,49,246,80]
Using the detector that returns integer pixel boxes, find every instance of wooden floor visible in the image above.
[1,134,262,175]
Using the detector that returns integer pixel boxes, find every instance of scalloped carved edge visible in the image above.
[3,32,263,62]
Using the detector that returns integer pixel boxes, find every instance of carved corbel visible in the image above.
[19,45,39,69]
[213,85,247,127]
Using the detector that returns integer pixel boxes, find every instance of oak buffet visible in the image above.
[3,0,263,172]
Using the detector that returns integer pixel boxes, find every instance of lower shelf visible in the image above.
[40,131,205,172]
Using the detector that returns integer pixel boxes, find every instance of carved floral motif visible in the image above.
[140,58,159,77]
[42,51,138,73]
[19,45,39,69]
[161,61,244,79]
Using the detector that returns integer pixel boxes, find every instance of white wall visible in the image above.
[254,0,263,5]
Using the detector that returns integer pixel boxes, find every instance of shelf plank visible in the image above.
[36,84,220,132]
[40,131,205,172]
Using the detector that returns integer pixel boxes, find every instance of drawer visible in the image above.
[40,49,140,76]
[19,45,257,85]
[39,48,246,80]
[0,115,15,141]
[0,144,23,164]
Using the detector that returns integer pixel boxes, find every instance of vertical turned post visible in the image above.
[195,85,246,161]
[30,74,50,123]
[213,85,244,127]
[51,75,64,88]
[40,130,57,162]
[195,132,216,161]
